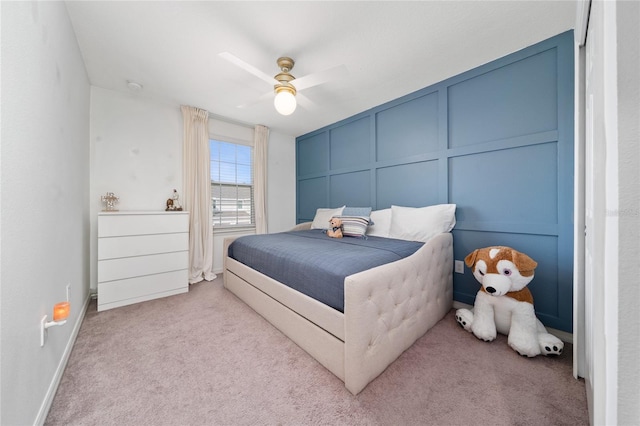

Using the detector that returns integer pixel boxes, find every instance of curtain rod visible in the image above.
[208,112,255,130]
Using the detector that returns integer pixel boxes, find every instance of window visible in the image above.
[210,139,254,228]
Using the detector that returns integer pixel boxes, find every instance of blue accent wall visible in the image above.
[296,31,574,332]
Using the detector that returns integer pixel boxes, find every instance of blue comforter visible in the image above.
[228,230,423,312]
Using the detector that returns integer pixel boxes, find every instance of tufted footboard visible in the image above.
[343,232,453,394]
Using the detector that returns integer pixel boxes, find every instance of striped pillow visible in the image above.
[336,215,370,238]
[342,206,372,217]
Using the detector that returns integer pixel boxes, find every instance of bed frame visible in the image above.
[223,222,453,395]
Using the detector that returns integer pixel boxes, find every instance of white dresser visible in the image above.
[97,211,189,311]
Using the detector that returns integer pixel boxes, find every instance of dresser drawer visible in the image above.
[98,233,188,260]
[98,270,188,311]
[98,213,189,237]
[98,251,188,283]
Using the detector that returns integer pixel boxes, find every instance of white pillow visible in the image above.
[310,206,345,230]
[389,204,456,242]
[367,208,392,238]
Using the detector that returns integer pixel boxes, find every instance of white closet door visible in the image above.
[583,1,619,424]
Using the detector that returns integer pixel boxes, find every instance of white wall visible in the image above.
[1,2,91,424]
[615,1,640,422]
[90,87,183,211]
[90,89,296,287]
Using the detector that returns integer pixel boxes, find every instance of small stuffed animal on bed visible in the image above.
[455,246,564,357]
[326,217,343,238]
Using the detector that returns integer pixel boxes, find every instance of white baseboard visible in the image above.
[452,300,573,344]
[34,293,91,425]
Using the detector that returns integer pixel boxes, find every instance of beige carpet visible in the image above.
[46,275,588,425]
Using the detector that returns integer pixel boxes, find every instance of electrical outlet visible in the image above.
[454,260,464,274]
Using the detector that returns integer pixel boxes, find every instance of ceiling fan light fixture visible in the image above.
[220,53,346,116]
[274,85,297,116]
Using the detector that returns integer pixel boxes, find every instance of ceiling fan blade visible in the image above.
[296,92,317,111]
[293,64,348,91]
[219,52,278,86]
[236,90,273,109]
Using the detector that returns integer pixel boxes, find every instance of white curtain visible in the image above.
[181,105,216,284]
[254,124,269,234]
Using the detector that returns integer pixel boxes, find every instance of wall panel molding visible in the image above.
[296,31,574,331]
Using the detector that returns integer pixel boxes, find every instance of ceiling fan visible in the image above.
[219,52,348,116]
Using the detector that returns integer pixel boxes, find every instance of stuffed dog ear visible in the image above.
[464,249,479,268]
[512,250,538,276]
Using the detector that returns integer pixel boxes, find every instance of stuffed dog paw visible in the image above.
[455,246,564,357]
[326,217,343,238]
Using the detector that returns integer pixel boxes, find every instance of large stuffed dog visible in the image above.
[455,246,564,357]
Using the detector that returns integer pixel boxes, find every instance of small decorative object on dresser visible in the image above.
[101,192,119,211]
[97,211,189,311]
[165,189,183,211]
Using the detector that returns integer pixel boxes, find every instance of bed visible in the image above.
[223,205,455,395]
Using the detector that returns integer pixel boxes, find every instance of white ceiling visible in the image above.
[65,1,576,136]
